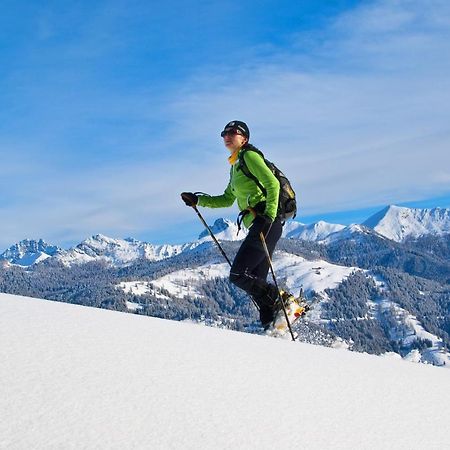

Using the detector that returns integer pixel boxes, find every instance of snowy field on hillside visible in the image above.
[119,262,230,299]
[117,253,356,303]
[1,293,450,450]
[272,251,357,295]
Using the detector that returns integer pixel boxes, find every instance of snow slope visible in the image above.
[2,293,449,450]
[273,252,357,295]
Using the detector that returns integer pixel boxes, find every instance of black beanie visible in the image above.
[221,120,250,139]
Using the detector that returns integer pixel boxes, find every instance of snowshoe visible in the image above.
[266,291,310,338]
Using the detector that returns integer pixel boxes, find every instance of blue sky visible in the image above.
[1,0,450,249]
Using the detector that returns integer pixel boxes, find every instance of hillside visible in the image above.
[1,293,449,449]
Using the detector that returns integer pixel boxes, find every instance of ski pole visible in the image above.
[192,206,233,266]
[259,232,296,342]
[191,205,260,311]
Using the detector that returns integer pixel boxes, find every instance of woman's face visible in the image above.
[222,130,248,151]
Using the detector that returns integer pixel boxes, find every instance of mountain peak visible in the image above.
[283,220,345,241]
[0,238,61,266]
[363,205,450,242]
[198,218,245,241]
[86,233,117,244]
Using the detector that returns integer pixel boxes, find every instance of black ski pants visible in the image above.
[229,218,283,308]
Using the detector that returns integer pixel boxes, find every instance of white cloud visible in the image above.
[0,154,236,249]
[168,0,450,218]
[2,0,450,250]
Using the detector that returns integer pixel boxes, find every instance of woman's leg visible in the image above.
[229,219,283,324]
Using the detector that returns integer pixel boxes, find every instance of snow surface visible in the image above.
[1,293,449,450]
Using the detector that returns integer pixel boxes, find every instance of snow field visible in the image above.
[118,253,355,302]
[118,262,230,301]
[1,293,450,450]
[273,251,357,295]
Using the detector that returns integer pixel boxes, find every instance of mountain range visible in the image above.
[2,205,450,268]
[1,204,450,368]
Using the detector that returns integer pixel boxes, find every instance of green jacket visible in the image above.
[197,148,280,229]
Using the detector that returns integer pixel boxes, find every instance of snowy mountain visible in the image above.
[363,205,450,242]
[322,223,387,244]
[283,220,346,241]
[1,293,449,449]
[198,218,345,242]
[54,234,195,267]
[3,204,450,269]
[0,239,62,266]
[198,217,246,241]
[283,220,345,241]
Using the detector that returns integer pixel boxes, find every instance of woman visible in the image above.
[181,120,286,329]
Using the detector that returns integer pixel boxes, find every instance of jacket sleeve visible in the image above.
[243,151,280,221]
[197,181,236,208]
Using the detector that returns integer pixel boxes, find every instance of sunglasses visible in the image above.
[220,128,244,138]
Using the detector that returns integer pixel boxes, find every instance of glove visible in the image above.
[181,192,198,207]
[252,214,273,237]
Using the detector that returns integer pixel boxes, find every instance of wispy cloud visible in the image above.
[2,0,449,250]
[170,0,450,215]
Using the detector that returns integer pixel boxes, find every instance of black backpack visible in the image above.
[238,144,297,220]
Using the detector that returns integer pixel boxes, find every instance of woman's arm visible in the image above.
[197,182,236,208]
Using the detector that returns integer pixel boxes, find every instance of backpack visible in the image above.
[238,144,297,221]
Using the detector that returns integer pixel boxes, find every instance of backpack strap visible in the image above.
[238,146,267,197]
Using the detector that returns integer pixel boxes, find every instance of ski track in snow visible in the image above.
[1,293,450,450]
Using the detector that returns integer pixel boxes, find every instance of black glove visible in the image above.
[252,214,273,237]
[181,192,198,207]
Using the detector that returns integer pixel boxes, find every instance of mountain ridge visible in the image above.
[2,204,450,268]
[363,205,450,242]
